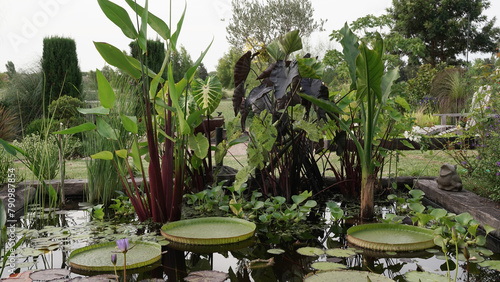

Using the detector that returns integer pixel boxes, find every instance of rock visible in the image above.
[436,163,462,191]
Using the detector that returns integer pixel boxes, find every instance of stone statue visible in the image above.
[436,163,463,191]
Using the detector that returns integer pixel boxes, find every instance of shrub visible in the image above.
[48,95,85,126]
[25,118,61,137]
[15,134,59,180]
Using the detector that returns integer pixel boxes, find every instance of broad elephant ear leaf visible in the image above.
[270,60,299,100]
[339,23,360,90]
[233,51,252,88]
[192,76,223,115]
[257,62,276,80]
[278,30,302,58]
[267,40,285,61]
[245,83,273,108]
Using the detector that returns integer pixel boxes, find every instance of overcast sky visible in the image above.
[0,0,498,73]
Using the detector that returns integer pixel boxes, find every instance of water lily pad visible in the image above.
[479,260,500,271]
[296,247,324,257]
[69,240,161,272]
[267,248,285,255]
[304,270,393,281]
[405,271,449,282]
[347,223,435,251]
[68,274,116,281]
[325,248,356,258]
[184,270,229,282]
[30,269,70,281]
[161,217,255,245]
[310,261,347,271]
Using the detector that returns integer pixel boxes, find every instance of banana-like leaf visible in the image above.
[137,0,148,53]
[124,0,170,40]
[77,106,110,115]
[171,2,187,50]
[97,0,138,40]
[339,23,359,90]
[120,114,138,134]
[115,149,128,159]
[94,42,141,79]
[96,70,115,109]
[355,42,383,102]
[381,68,400,105]
[192,76,223,114]
[233,51,252,87]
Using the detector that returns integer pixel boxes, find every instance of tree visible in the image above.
[42,37,82,111]
[171,46,193,83]
[389,0,500,66]
[130,39,165,77]
[195,62,208,81]
[226,0,325,54]
[5,61,16,79]
[216,47,242,88]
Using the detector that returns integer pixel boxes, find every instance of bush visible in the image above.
[48,95,85,126]
[25,118,61,137]
[14,134,59,180]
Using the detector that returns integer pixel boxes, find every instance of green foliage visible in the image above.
[109,193,136,218]
[389,0,500,66]
[216,47,242,88]
[0,148,14,184]
[404,63,445,111]
[48,95,85,126]
[15,134,59,180]
[430,67,471,113]
[5,61,16,79]
[42,36,82,108]
[129,39,165,78]
[25,118,60,137]
[2,67,44,130]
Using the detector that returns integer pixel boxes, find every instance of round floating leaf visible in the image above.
[296,247,324,257]
[347,223,435,252]
[161,217,255,245]
[30,269,70,281]
[310,261,346,271]
[479,260,500,271]
[304,270,393,282]
[184,270,229,282]
[267,248,285,255]
[405,271,449,282]
[325,248,356,258]
[69,241,161,272]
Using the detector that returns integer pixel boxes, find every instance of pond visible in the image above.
[1,198,500,281]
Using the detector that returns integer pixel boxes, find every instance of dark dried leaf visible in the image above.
[233,51,252,87]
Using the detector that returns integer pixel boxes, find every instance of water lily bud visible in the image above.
[463,246,470,260]
[111,254,117,265]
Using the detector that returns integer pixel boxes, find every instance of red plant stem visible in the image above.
[112,160,147,221]
[163,93,174,222]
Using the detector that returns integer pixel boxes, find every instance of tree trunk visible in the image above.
[360,174,376,220]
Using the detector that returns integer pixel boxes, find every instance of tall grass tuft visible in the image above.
[84,74,137,205]
[0,106,19,142]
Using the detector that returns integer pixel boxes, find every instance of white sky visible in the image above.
[0,0,498,73]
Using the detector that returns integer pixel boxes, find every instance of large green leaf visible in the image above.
[77,106,110,115]
[297,57,324,79]
[96,117,118,140]
[171,2,186,50]
[137,0,148,53]
[339,23,359,90]
[188,133,209,159]
[52,123,96,135]
[124,0,170,40]
[0,138,24,157]
[278,30,302,58]
[94,42,141,79]
[97,0,138,40]
[267,40,285,61]
[96,70,115,109]
[90,151,114,160]
[69,241,161,272]
[120,114,138,134]
[161,217,255,245]
[192,76,223,114]
[355,41,384,102]
[380,68,399,105]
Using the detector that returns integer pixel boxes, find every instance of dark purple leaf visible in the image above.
[233,51,252,87]
[246,83,273,108]
[257,62,276,80]
[270,60,299,100]
[232,83,245,116]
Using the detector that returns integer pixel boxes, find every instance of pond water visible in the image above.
[2,200,500,281]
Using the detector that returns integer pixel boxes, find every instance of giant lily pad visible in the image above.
[68,241,161,272]
[161,217,256,245]
[347,223,435,252]
[304,270,393,281]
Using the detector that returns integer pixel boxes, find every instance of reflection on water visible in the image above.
[1,203,499,281]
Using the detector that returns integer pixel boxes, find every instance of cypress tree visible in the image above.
[130,39,165,78]
[42,36,82,110]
